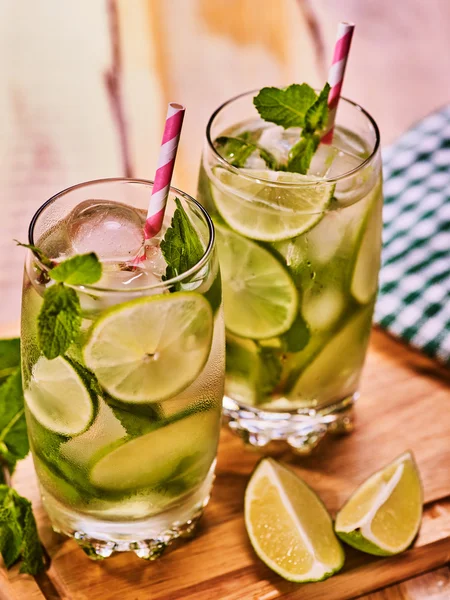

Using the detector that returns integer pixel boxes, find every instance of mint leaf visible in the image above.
[286,82,330,174]
[252,82,330,174]
[253,84,318,129]
[287,132,320,174]
[19,499,44,574]
[160,198,204,287]
[258,147,279,170]
[259,348,282,397]
[50,253,102,286]
[304,82,330,131]
[0,487,22,567]
[215,136,256,168]
[0,486,44,573]
[238,130,264,144]
[215,136,278,170]
[281,312,311,352]
[0,369,29,480]
[0,342,44,575]
[38,283,81,359]
[203,271,222,314]
[0,339,20,384]
[15,241,53,269]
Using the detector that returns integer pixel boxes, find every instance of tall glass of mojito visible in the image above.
[21,179,224,559]
[198,86,382,452]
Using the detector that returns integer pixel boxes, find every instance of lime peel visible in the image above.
[335,451,423,556]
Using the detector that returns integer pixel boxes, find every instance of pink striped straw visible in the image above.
[145,102,185,239]
[321,22,355,145]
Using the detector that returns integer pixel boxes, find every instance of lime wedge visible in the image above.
[245,458,344,582]
[216,224,298,339]
[90,408,219,493]
[335,451,423,555]
[83,292,213,403]
[210,168,333,242]
[24,356,96,436]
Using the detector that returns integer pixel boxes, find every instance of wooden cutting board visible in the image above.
[3,328,450,600]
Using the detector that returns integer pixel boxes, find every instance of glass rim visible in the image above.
[205,89,381,187]
[28,177,216,294]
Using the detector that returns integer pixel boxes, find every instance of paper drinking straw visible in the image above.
[145,102,185,239]
[321,22,355,145]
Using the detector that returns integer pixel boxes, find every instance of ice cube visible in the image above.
[96,261,162,290]
[61,398,126,467]
[327,149,362,178]
[67,200,145,261]
[258,125,301,165]
[308,144,340,177]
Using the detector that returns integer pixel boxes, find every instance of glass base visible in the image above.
[40,471,214,560]
[223,393,357,454]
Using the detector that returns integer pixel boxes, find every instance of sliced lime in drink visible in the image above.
[289,307,372,403]
[24,356,96,436]
[351,194,383,304]
[89,409,218,493]
[83,292,213,403]
[335,452,423,555]
[216,224,298,339]
[302,287,345,332]
[245,458,344,582]
[210,168,333,242]
[225,335,281,405]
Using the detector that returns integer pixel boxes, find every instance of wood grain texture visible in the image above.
[4,327,450,600]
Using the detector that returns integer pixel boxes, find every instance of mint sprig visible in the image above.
[37,284,82,360]
[216,82,330,175]
[0,338,44,575]
[160,198,204,289]
[0,339,21,384]
[50,253,102,285]
[253,83,319,129]
[254,82,330,175]
[18,243,102,359]
[0,487,44,574]
[0,366,28,478]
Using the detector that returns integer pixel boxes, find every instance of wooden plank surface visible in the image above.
[1,1,450,598]
[1,328,449,600]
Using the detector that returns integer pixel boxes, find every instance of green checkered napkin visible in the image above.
[375,105,450,365]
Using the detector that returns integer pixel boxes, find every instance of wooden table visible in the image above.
[2,327,450,599]
[1,1,450,598]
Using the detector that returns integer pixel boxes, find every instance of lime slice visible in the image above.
[210,168,333,242]
[351,193,383,304]
[216,225,298,339]
[335,452,423,556]
[225,335,281,405]
[289,306,372,403]
[245,458,344,582]
[83,292,213,403]
[24,356,96,436]
[90,408,219,492]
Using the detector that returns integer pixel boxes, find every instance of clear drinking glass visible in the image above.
[198,91,382,453]
[21,179,224,559]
